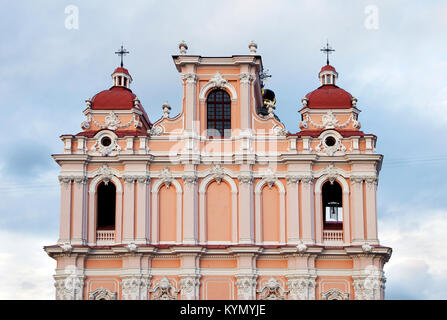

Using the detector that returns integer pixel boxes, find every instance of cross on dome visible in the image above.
[320,40,335,66]
[115,45,129,67]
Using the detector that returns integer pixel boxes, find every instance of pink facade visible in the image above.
[45,42,391,300]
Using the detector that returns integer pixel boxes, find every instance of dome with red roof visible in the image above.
[320,64,336,72]
[303,65,354,109]
[305,85,353,109]
[113,67,131,77]
[91,86,136,110]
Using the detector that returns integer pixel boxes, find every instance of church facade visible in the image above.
[44,42,391,300]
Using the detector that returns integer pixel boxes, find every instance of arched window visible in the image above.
[322,181,343,230]
[97,181,116,230]
[207,89,231,137]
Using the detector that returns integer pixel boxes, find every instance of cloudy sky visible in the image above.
[0,0,446,299]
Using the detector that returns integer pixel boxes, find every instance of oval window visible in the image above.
[101,136,112,147]
[325,136,336,147]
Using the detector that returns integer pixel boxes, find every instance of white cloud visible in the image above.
[379,208,447,299]
[0,230,55,300]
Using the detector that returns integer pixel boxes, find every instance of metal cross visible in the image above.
[320,41,335,65]
[115,45,129,67]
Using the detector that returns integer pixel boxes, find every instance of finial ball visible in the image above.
[179,41,188,55]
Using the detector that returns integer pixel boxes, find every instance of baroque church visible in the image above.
[44,42,391,300]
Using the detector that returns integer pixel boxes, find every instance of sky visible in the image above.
[0,0,446,299]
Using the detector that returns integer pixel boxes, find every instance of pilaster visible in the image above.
[233,250,259,300]
[238,169,254,244]
[365,178,379,244]
[135,176,150,244]
[239,71,253,130]
[58,176,72,244]
[122,175,136,243]
[178,250,202,300]
[286,176,300,244]
[300,178,315,244]
[71,176,87,245]
[351,177,365,244]
[182,170,198,245]
[182,72,198,133]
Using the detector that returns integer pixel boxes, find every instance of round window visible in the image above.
[100,136,112,147]
[325,136,336,147]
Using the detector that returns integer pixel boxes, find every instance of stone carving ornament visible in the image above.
[257,277,288,300]
[321,288,349,300]
[121,276,151,300]
[150,277,178,300]
[236,275,258,300]
[287,277,316,300]
[89,287,117,300]
[179,276,200,300]
[209,71,228,89]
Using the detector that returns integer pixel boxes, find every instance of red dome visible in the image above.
[305,85,353,109]
[320,64,336,72]
[91,86,136,110]
[113,67,131,76]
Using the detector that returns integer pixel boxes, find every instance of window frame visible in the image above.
[206,89,231,138]
[322,180,343,230]
[96,181,117,231]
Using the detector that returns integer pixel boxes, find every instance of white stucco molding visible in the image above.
[254,168,286,194]
[314,166,350,195]
[89,174,123,193]
[151,168,183,194]
[88,164,122,179]
[199,166,238,194]
[199,72,238,102]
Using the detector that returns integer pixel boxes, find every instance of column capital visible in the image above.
[235,274,258,300]
[286,175,300,184]
[286,275,316,300]
[182,174,198,185]
[182,73,198,84]
[238,174,253,185]
[239,72,253,84]
[121,275,151,300]
[179,274,201,300]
